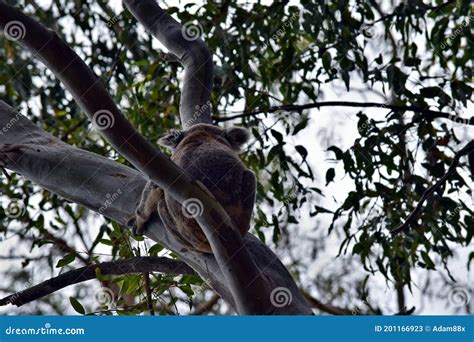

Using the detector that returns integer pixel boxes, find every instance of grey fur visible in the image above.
[131,123,256,253]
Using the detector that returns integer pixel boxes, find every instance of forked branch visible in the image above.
[124,0,213,128]
[0,2,283,315]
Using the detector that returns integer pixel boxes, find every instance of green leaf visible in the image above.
[69,297,85,315]
[341,70,350,91]
[148,244,164,256]
[270,129,284,144]
[327,146,343,159]
[292,118,309,135]
[180,274,204,286]
[420,251,436,270]
[468,252,474,271]
[325,168,335,185]
[322,51,331,70]
[419,86,442,98]
[56,253,76,268]
[178,284,194,297]
[295,145,308,161]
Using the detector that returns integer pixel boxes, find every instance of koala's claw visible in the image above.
[132,224,145,236]
[128,216,148,236]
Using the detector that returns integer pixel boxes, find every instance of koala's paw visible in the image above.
[127,214,148,236]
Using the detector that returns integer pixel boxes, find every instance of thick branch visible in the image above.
[213,102,473,126]
[391,140,474,234]
[124,0,213,128]
[0,102,312,314]
[0,257,194,307]
[0,4,311,314]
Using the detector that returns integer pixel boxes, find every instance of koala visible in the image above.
[129,123,256,254]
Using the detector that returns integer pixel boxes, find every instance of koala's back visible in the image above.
[165,141,255,253]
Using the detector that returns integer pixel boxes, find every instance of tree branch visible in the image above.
[213,101,473,126]
[302,291,353,315]
[0,3,311,314]
[124,0,213,128]
[0,257,195,307]
[0,102,312,314]
[391,140,474,234]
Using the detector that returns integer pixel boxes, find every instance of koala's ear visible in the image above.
[158,130,185,151]
[224,127,250,151]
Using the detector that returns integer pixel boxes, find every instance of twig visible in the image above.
[392,140,474,234]
[0,257,195,307]
[143,272,155,316]
[213,102,473,126]
[1,167,10,180]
